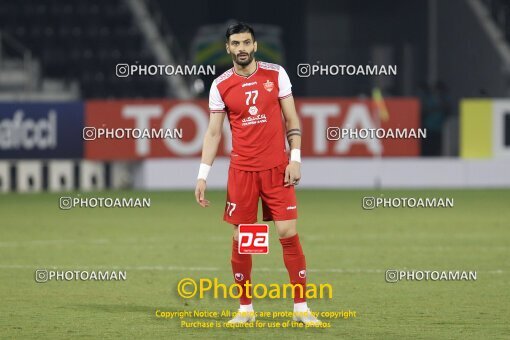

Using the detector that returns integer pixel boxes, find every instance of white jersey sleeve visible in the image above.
[278,66,293,99]
[209,80,226,113]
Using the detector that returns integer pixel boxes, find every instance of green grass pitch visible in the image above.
[1,189,509,339]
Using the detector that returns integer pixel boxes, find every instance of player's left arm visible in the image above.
[281,96,302,186]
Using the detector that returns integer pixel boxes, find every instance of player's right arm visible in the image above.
[200,111,226,165]
[195,80,227,208]
[195,111,225,207]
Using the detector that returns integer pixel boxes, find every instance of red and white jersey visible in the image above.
[209,61,292,171]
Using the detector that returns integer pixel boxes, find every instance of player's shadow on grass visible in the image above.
[70,304,153,314]
[69,304,226,322]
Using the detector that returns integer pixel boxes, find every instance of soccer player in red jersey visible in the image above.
[194,23,320,325]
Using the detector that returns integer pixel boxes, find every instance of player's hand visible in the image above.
[195,179,210,207]
[284,161,301,187]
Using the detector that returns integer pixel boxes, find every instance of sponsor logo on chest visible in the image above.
[242,81,257,88]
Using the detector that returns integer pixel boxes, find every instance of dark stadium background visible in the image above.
[1,0,503,100]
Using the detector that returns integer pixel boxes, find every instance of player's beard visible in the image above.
[233,50,255,67]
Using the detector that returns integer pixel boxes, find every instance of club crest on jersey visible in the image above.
[235,273,244,281]
[248,106,258,115]
[298,270,306,278]
[263,80,274,92]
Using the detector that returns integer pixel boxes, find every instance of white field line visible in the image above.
[0,264,503,274]
[0,239,110,247]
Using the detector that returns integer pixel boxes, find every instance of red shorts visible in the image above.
[223,162,298,224]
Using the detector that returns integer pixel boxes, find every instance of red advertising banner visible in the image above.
[298,98,420,157]
[84,98,420,160]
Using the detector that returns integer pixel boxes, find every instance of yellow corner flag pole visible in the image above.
[372,87,389,122]
[371,87,389,189]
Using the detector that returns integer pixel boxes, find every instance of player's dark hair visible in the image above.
[225,22,256,42]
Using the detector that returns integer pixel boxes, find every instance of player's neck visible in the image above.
[233,60,257,77]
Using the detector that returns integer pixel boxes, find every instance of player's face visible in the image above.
[226,32,257,66]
